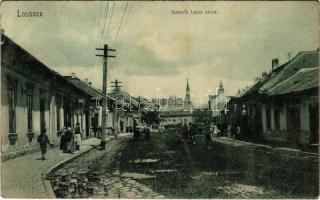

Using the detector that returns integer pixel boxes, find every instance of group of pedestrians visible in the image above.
[36,123,83,161]
[133,120,151,142]
[59,123,83,153]
[174,120,222,149]
[175,120,197,144]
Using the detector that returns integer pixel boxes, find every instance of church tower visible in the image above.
[185,78,192,111]
[218,80,224,95]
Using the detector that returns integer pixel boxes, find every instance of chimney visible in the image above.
[71,72,76,78]
[254,77,261,83]
[272,58,279,71]
[261,72,267,78]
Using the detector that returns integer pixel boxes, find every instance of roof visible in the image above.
[159,110,193,117]
[260,51,319,93]
[2,33,64,79]
[2,33,92,97]
[108,90,155,111]
[64,76,102,97]
[266,68,319,96]
[238,74,272,98]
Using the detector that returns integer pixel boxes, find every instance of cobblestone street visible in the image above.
[46,131,319,199]
[93,175,165,198]
[48,135,165,198]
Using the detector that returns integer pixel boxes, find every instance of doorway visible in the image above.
[309,103,319,144]
[287,105,301,147]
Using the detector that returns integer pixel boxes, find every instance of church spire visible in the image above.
[218,80,224,95]
[186,78,190,91]
[185,78,192,111]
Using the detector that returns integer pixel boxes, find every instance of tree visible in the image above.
[141,110,160,126]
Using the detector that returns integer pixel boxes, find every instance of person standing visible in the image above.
[59,126,67,150]
[235,126,241,140]
[64,127,73,153]
[205,124,212,149]
[144,125,151,142]
[190,123,197,144]
[37,128,50,160]
[74,122,82,150]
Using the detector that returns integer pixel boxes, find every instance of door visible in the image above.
[287,105,301,147]
[85,110,90,137]
[309,103,319,144]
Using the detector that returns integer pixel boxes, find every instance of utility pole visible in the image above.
[96,44,116,150]
[111,79,122,92]
[111,79,122,139]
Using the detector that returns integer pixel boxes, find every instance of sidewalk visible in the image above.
[1,137,104,198]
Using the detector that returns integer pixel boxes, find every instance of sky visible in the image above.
[1,1,318,107]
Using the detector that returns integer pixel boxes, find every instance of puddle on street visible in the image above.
[130,158,160,163]
[150,169,177,173]
[121,172,155,179]
[217,183,265,197]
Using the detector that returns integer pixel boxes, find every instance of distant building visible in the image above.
[154,79,193,127]
[159,110,193,128]
[152,96,184,111]
[208,81,230,122]
[152,78,193,112]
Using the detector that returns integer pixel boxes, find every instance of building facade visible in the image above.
[224,50,319,149]
[1,34,100,160]
[152,78,193,112]
[159,110,193,128]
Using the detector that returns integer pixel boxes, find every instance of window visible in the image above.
[56,97,61,131]
[266,106,271,130]
[8,77,17,133]
[27,90,33,132]
[274,106,281,130]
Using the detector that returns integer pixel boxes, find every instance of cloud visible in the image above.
[1,1,318,106]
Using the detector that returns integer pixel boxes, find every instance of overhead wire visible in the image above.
[101,1,110,44]
[105,1,116,44]
[112,2,128,45]
[78,1,106,77]
[95,1,105,47]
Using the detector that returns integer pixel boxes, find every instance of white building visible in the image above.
[208,81,230,119]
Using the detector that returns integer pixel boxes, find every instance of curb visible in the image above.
[41,138,113,198]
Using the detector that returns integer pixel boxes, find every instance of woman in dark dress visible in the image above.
[37,128,50,160]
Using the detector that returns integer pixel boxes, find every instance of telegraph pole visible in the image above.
[111,79,122,139]
[111,79,122,92]
[96,44,116,150]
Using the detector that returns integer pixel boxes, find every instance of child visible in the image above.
[37,128,50,160]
